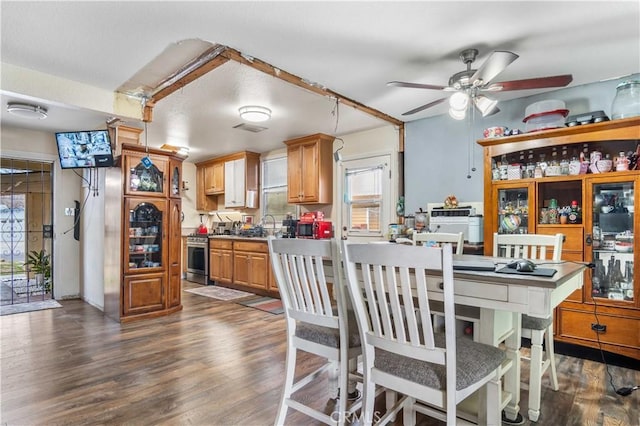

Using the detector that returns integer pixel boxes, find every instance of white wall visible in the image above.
[1,126,82,299]
[80,169,107,309]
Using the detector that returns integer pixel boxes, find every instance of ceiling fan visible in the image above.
[388,48,573,119]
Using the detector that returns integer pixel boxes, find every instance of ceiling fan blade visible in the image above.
[402,97,447,116]
[470,51,519,86]
[387,81,447,90]
[484,74,574,91]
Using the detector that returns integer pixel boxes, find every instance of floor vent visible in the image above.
[233,123,268,133]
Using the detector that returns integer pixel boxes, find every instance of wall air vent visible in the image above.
[233,123,268,133]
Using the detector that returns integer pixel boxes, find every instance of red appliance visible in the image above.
[297,211,331,239]
[313,221,333,239]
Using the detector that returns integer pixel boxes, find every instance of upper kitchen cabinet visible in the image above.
[204,161,225,195]
[285,133,335,204]
[224,152,260,208]
[195,152,259,211]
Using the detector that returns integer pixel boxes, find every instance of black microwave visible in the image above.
[297,222,315,238]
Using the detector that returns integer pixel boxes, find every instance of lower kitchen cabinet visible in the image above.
[208,237,278,297]
[209,239,233,284]
[233,241,270,290]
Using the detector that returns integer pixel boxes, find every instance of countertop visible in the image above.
[208,234,269,241]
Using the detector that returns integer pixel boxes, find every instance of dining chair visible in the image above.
[268,237,362,426]
[412,232,478,341]
[412,231,464,255]
[493,232,563,423]
[342,240,505,425]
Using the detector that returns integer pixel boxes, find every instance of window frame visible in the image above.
[260,155,299,223]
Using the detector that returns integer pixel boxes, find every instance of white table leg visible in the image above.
[480,309,522,423]
[504,311,522,422]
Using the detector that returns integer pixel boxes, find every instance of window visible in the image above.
[261,156,298,223]
[342,155,390,236]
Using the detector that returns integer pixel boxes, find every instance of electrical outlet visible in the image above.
[65,207,75,216]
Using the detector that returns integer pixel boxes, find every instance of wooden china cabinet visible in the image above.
[478,117,640,360]
[104,143,185,323]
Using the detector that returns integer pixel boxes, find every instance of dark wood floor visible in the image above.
[1,281,638,425]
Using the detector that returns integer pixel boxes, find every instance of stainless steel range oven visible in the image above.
[186,234,209,284]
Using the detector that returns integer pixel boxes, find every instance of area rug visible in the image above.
[0,299,62,316]
[235,295,284,315]
[185,285,253,301]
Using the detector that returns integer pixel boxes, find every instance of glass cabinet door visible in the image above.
[123,152,168,197]
[587,177,635,302]
[494,183,533,234]
[126,200,164,273]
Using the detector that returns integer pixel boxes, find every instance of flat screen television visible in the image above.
[55,129,114,169]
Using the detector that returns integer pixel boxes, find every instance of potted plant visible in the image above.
[26,249,51,292]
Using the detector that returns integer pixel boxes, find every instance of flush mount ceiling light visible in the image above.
[238,105,271,122]
[6,102,48,119]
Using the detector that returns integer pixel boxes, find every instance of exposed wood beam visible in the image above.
[221,47,403,128]
[142,44,405,151]
[150,55,230,105]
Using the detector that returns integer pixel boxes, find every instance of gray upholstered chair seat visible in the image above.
[374,333,505,390]
[295,310,361,348]
[522,314,552,330]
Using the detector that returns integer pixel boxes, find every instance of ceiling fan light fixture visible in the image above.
[449,107,466,120]
[474,95,499,117]
[239,105,271,122]
[449,92,469,111]
[6,102,48,119]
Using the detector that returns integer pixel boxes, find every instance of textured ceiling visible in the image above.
[1,1,638,162]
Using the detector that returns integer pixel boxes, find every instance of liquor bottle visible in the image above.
[593,258,606,295]
[568,200,580,224]
[538,153,548,177]
[560,146,570,175]
[612,259,624,288]
[623,261,634,300]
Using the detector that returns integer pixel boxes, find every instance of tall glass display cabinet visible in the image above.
[479,117,639,360]
[105,143,184,323]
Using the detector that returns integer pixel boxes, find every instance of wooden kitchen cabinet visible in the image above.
[195,166,218,211]
[478,117,640,360]
[224,152,260,208]
[195,152,259,211]
[208,237,279,297]
[104,144,185,323]
[204,161,224,195]
[285,133,334,204]
[209,239,233,284]
[233,241,270,290]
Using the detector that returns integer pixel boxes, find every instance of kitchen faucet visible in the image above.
[260,214,277,236]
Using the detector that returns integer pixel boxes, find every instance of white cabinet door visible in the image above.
[224,158,246,207]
